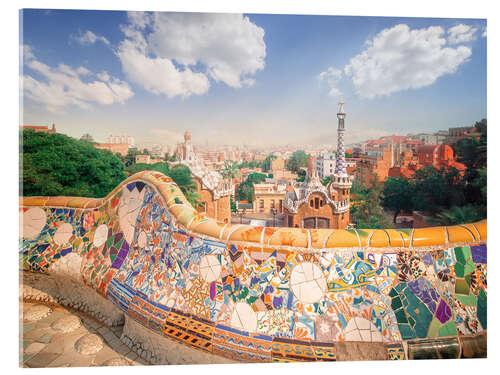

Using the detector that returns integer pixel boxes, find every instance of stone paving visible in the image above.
[20,301,150,367]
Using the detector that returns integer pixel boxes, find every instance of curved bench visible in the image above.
[20,171,487,362]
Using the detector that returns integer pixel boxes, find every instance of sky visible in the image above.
[20,9,487,147]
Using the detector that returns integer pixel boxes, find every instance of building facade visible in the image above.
[253,183,286,214]
[314,153,336,179]
[94,143,130,156]
[108,134,135,147]
[283,101,351,229]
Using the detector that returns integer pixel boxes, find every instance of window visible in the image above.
[271,199,275,208]
[310,199,314,207]
[314,197,319,209]
[259,200,264,208]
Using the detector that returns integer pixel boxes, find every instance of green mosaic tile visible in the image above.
[455,278,470,295]
[399,324,415,340]
[454,247,466,265]
[438,321,457,337]
[391,296,402,310]
[456,294,477,307]
[427,317,440,338]
[395,309,408,324]
[477,288,487,329]
[454,263,465,278]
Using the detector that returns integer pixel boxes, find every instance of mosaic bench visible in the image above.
[19,171,487,363]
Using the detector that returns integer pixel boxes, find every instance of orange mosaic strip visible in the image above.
[20,171,487,249]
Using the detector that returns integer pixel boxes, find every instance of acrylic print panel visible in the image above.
[19,7,486,368]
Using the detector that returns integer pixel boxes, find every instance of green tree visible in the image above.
[221,161,239,180]
[427,205,485,226]
[263,154,277,172]
[351,177,392,229]
[237,160,265,169]
[122,148,142,167]
[382,177,416,223]
[21,130,126,198]
[412,166,465,214]
[296,169,306,182]
[287,150,309,172]
[235,172,267,203]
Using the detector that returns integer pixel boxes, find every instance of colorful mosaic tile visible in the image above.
[19,172,488,363]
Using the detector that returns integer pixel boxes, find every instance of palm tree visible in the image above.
[428,205,484,226]
[221,161,239,180]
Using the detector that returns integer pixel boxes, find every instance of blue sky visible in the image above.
[20,9,487,146]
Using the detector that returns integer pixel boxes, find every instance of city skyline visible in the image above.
[21,10,486,146]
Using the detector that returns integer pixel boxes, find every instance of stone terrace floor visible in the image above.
[20,301,150,367]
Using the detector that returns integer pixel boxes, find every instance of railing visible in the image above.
[19,171,487,362]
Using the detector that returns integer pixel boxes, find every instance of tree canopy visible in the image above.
[125,162,201,208]
[287,150,309,172]
[21,130,126,198]
[235,172,267,203]
[350,178,393,229]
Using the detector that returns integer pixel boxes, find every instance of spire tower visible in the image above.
[334,100,348,177]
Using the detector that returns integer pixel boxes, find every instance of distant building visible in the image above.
[314,153,336,179]
[20,124,56,134]
[270,157,285,170]
[353,144,394,187]
[417,144,466,171]
[177,131,232,223]
[135,154,151,164]
[253,183,286,214]
[446,126,481,144]
[108,134,135,147]
[94,143,129,156]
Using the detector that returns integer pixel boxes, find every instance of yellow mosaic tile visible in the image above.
[20,196,49,207]
[44,196,73,207]
[354,229,375,247]
[369,230,390,247]
[384,229,405,247]
[309,229,334,248]
[412,226,446,247]
[84,199,102,209]
[267,228,309,248]
[65,197,93,208]
[261,227,281,245]
[447,225,475,244]
[190,218,224,239]
[473,220,487,240]
[228,225,264,243]
[325,229,359,248]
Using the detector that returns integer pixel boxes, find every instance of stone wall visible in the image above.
[19,171,487,362]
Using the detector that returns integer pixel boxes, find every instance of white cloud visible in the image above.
[21,46,133,112]
[22,45,34,60]
[75,30,110,46]
[343,24,471,99]
[116,12,266,98]
[317,67,343,97]
[447,24,478,44]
